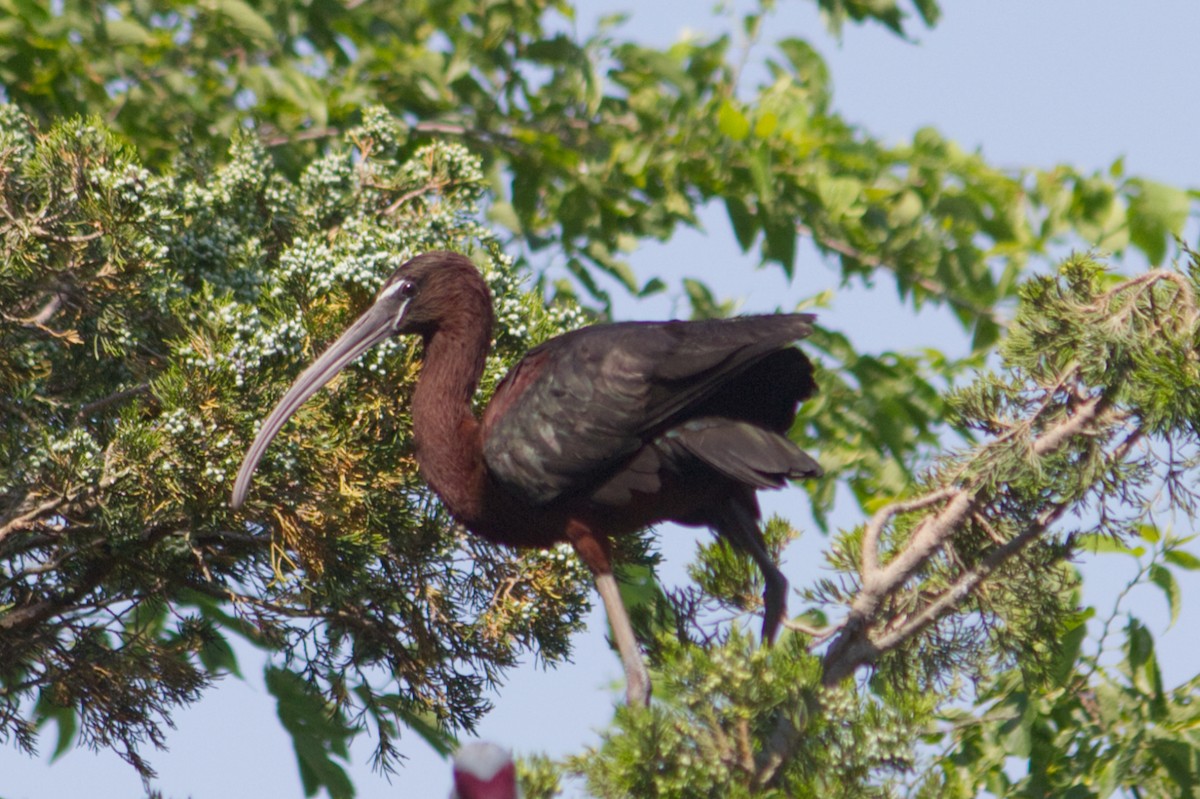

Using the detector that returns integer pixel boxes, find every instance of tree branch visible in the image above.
[821,350,1134,684]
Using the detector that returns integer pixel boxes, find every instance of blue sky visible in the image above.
[5,2,1200,798]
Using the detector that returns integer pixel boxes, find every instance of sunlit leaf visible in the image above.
[1148,563,1180,627]
[1127,178,1189,264]
[717,99,751,141]
[214,0,275,42]
[1164,549,1200,570]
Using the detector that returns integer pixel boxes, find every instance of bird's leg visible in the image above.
[752,551,788,644]
[565,523,651,706]
[594,570,652,706]
[713,497,789,644]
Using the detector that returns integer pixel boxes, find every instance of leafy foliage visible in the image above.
[817,259,1200,687]
[920,527,1200,798]
[571,632,927,798]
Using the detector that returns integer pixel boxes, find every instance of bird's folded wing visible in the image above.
[481,315,817,506]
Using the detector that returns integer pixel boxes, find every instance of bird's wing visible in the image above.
[481,314,817,506]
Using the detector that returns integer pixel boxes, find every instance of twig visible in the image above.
[382,178,451,217]
[782,618,837,641]
[30,224,105,244]
[860,487,958,576]
[0,496,68,548]
[870,503,1069,657]
[75,383,150,423]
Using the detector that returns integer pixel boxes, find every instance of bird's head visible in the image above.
[230,250,492,509]
[374,250,493,337]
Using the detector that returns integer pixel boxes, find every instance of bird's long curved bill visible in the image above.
[230,302,399,509]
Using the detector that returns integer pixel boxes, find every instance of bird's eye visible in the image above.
[384,280,418,330]
[381,279,416,301]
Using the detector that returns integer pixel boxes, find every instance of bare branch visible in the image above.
[870,503,1068,656]
[819,264,1173,684]
[0,495,67,548]
[860,487,960,579]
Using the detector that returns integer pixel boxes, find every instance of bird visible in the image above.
[231,250,822,706]
[450,742,520,799]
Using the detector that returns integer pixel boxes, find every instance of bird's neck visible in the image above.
[411,321,491,524]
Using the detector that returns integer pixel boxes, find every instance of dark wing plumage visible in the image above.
[481,314,818,506]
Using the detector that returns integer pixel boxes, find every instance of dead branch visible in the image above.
[816,266,1192,685]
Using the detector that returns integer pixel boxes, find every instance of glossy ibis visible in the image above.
[231,251,821,706]
[450,742,519,799]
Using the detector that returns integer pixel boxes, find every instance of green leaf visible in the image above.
[198,630,242,677]
[997,691,1033,757]
[717,99,751,141]
[815,174,863,220]
[1148,737,1199,794]
[565,256,611,308]
[126,597,168,638]
[725,196,758,251]
[179,589,276,650]
[267,667,354,799]
[749,145,774,205]
[525,35,582,64]
[1164,549,1200,570]
[1076,533,1141,557]
[8,0,50,23]
[396,705,455,757]
[913,0,942,26]
[616,562,663,612]
[105,18,152,46]
[1126,178,1189,264]
[616,562,674,641]
[357,684,455,758]
[888,189,924,228]
[1051,619,1087,683]
[776,37,830,101]
[1125,619,1164,706]
[754,111,778,138]
[35,699,77,762]
[215,0,276,43]
[1148,563,1181,627]
[1137,523,1161,543]
[683,277,735,318]
[763,213,797,274]
[970,317,1001,352]
[638,277,666,297]
[586,243,639,294]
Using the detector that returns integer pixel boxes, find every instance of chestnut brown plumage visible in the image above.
[231,251,822,705]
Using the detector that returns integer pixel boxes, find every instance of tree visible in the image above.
[0,107,593,788]
[1,2,1197,797]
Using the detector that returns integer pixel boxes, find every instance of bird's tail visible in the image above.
[665,417,823,489]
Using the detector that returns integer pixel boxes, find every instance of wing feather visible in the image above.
[481,314,817,506]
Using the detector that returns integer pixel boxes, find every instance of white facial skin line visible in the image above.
[379,279,410,300]
[390,296,412,329]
